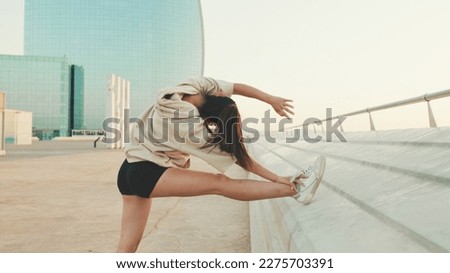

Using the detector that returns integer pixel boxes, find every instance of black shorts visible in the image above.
[117,159,168,198]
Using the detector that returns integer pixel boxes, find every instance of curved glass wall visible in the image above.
[25,0,204,129]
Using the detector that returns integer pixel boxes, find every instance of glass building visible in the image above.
[0,55,84,139]
[24,0,204,130]
[70,65,84,131]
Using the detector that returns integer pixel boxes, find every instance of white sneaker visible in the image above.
[290,166,313,199]
[290,155,326,205]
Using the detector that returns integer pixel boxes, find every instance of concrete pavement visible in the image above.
[0,141,250,253]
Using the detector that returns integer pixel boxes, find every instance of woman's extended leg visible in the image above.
[117,168,295,252]
[117,195,152,252]
[151,168,296,200]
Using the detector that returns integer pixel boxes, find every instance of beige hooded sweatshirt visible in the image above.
[125,77,237,173]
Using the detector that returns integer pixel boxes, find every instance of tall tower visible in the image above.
[24,0,204,129]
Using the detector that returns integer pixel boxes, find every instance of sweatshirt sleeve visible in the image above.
[176,121,236,173]
[177,77,234,97]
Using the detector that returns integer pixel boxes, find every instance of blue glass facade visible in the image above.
[0,55,85,139]
[24,0,204,129]
[0,55,65,139]
[70,65,84,131]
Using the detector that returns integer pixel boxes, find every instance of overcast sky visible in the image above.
[1,0,450,130]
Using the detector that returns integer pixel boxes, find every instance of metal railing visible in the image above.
[292,88,450,132]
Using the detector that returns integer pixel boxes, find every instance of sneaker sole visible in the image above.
[302,155,326,205]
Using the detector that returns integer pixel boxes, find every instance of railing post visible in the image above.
[427,101,437,128]
[368,111,376,131]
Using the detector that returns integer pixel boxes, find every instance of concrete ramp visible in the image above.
[248,127,450,252]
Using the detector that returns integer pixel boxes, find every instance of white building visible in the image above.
[0,92,5,155]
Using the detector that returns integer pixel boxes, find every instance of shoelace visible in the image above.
[302,166,314,177]
[300,167,317,192]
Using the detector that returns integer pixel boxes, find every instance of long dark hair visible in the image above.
[197,95,252,170]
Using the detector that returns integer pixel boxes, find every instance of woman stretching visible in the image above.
[116,77,321,252]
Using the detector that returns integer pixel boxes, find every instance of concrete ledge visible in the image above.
[249,127,450,252]
[52,136,101,141]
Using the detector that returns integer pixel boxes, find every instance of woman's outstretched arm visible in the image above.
[232,83,295,118]
[245,155,304,187]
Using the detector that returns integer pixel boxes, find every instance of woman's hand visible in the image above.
[232,83,295,118]
[268,95,295,119]
[274,175,306,187]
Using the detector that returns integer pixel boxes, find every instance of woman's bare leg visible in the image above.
[151,168,296,200]
[117,168,295,252]
[117,195,152,252]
